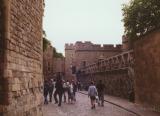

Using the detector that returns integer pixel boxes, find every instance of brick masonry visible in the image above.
[43,43,55,80]
[53,57,65,76]
[65,41,125,80]
[134,30,160,110]
[78,50,134,100]
[43,42,65,80]
[81,70,134,99]
[0,0,44,115]
[96,70,133,99]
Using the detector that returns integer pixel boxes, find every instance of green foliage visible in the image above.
[122,0,160,41]
[53,47,64,58]
[43,30,50,51]
[42,30,63,57]
[43,37,50,51]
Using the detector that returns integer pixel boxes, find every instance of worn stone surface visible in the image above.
[43,93,137,116]
[134,30,160,109]
[78,50,134,100]
[53,57,65,76]
[0,0,44,115]
[43,43,55,79]
[43,43,65,80]
[84,70,134,99]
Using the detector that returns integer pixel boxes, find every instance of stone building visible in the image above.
[0,0,44,115]
[43,42,65,80]
[53,57,65,78]
[43,43,55,80]
[65,41,126,80]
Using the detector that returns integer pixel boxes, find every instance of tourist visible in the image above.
[69,81,74,103]
[53,78,58,104]
[62,80,67,102]
[54,73,63,106]
[48,79,54,102]
[44,80,49,104]
[66,80,71,103]
[77,81,81,91]
[88,81,98,109]
[52,79,56,88]
[73,80,77,102]
[96,80,105,106]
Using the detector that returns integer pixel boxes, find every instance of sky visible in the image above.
[43,0,130,54]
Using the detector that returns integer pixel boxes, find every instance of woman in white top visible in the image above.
[88,81,98,109]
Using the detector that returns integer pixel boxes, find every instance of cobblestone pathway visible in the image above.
[43,93,136,116]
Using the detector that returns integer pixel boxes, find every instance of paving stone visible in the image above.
[43,93,137,116]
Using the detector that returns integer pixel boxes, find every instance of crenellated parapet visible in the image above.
[65,41,122,51]
[65,41,124,80]
[65,43,75,50]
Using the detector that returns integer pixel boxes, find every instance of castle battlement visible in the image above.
[65,41,122,51]
[65,43,75,50]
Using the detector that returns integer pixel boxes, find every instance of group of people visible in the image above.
[43,75,79,106]
[43,74,105,110]
[88,80,105,109]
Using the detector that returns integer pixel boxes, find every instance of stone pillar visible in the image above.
[0,0,44,115]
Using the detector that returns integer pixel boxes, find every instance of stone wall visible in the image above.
[65,41,123,80]
[43,43,54,80]
[53,57,65,76]
[79,50,134,100]
[81,70,134,99]
[0,0,44,115]
[65,47,76,80]
[134,30,160,110]
[75,51,121,71]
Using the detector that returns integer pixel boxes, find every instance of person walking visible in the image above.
[88,81,98,109]
[96,80,105,106]
[48,79,54,102]
[62,80,67,103]
[54,73,64,106]
[66,80,71,103]
[44,80,49,104]
[77,81,81,91]
[54,79,58,104]
[68,81,74,103]
[73,81,77,102]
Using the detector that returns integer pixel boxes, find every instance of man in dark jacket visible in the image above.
[54,73,63,106]
[96,80,105,106]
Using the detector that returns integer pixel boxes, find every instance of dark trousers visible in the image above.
[54,90,63,106]
[54,90,58,103]
[49,90,53,102]
[98,93,104,106]
[44,93,48,104]
[58,92,63,106]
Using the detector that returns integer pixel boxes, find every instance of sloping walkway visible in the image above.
[43,93,137,116]
[80,91,160,116]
